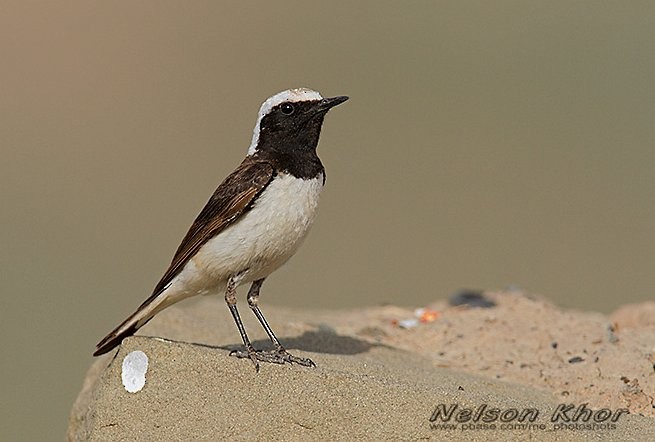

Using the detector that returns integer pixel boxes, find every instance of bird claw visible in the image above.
[229,348,315,370]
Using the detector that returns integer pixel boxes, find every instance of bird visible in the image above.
[94,88,348,370]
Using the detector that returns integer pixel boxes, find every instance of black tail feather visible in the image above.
[93,315,151,356]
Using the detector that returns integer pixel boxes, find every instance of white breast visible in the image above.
[189,173,324,285]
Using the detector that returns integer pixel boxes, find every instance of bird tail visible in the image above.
[93,290,174,356]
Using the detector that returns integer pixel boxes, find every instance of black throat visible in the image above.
[250,101,327,180]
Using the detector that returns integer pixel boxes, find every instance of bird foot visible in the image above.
[229,347,315,371]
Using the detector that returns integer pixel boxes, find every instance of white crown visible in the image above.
[248,88,324,155]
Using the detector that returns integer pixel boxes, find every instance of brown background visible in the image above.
[1,1,653,439]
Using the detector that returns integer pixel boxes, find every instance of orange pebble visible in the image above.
[419,309,440,323]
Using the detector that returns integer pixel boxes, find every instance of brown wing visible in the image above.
[142,157,274,307]
[93,158,273,356]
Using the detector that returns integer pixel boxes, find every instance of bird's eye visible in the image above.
[280,103,295,115]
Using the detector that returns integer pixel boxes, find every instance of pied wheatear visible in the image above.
[94,88,348,370]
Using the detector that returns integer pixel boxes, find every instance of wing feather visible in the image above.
[144,157,274,305]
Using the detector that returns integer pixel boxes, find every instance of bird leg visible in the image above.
[229,277,315,368]
[225,273,263,371]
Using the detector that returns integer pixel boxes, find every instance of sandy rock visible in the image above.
[69,293,654,440]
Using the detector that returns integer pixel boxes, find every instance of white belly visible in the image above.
[185,172,324,289]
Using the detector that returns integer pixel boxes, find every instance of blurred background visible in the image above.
[1,1,653,439]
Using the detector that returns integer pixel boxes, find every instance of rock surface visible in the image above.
[69,293,655,440]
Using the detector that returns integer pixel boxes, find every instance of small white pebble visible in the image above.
[121,350,149,393]
[399,318,419,329]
